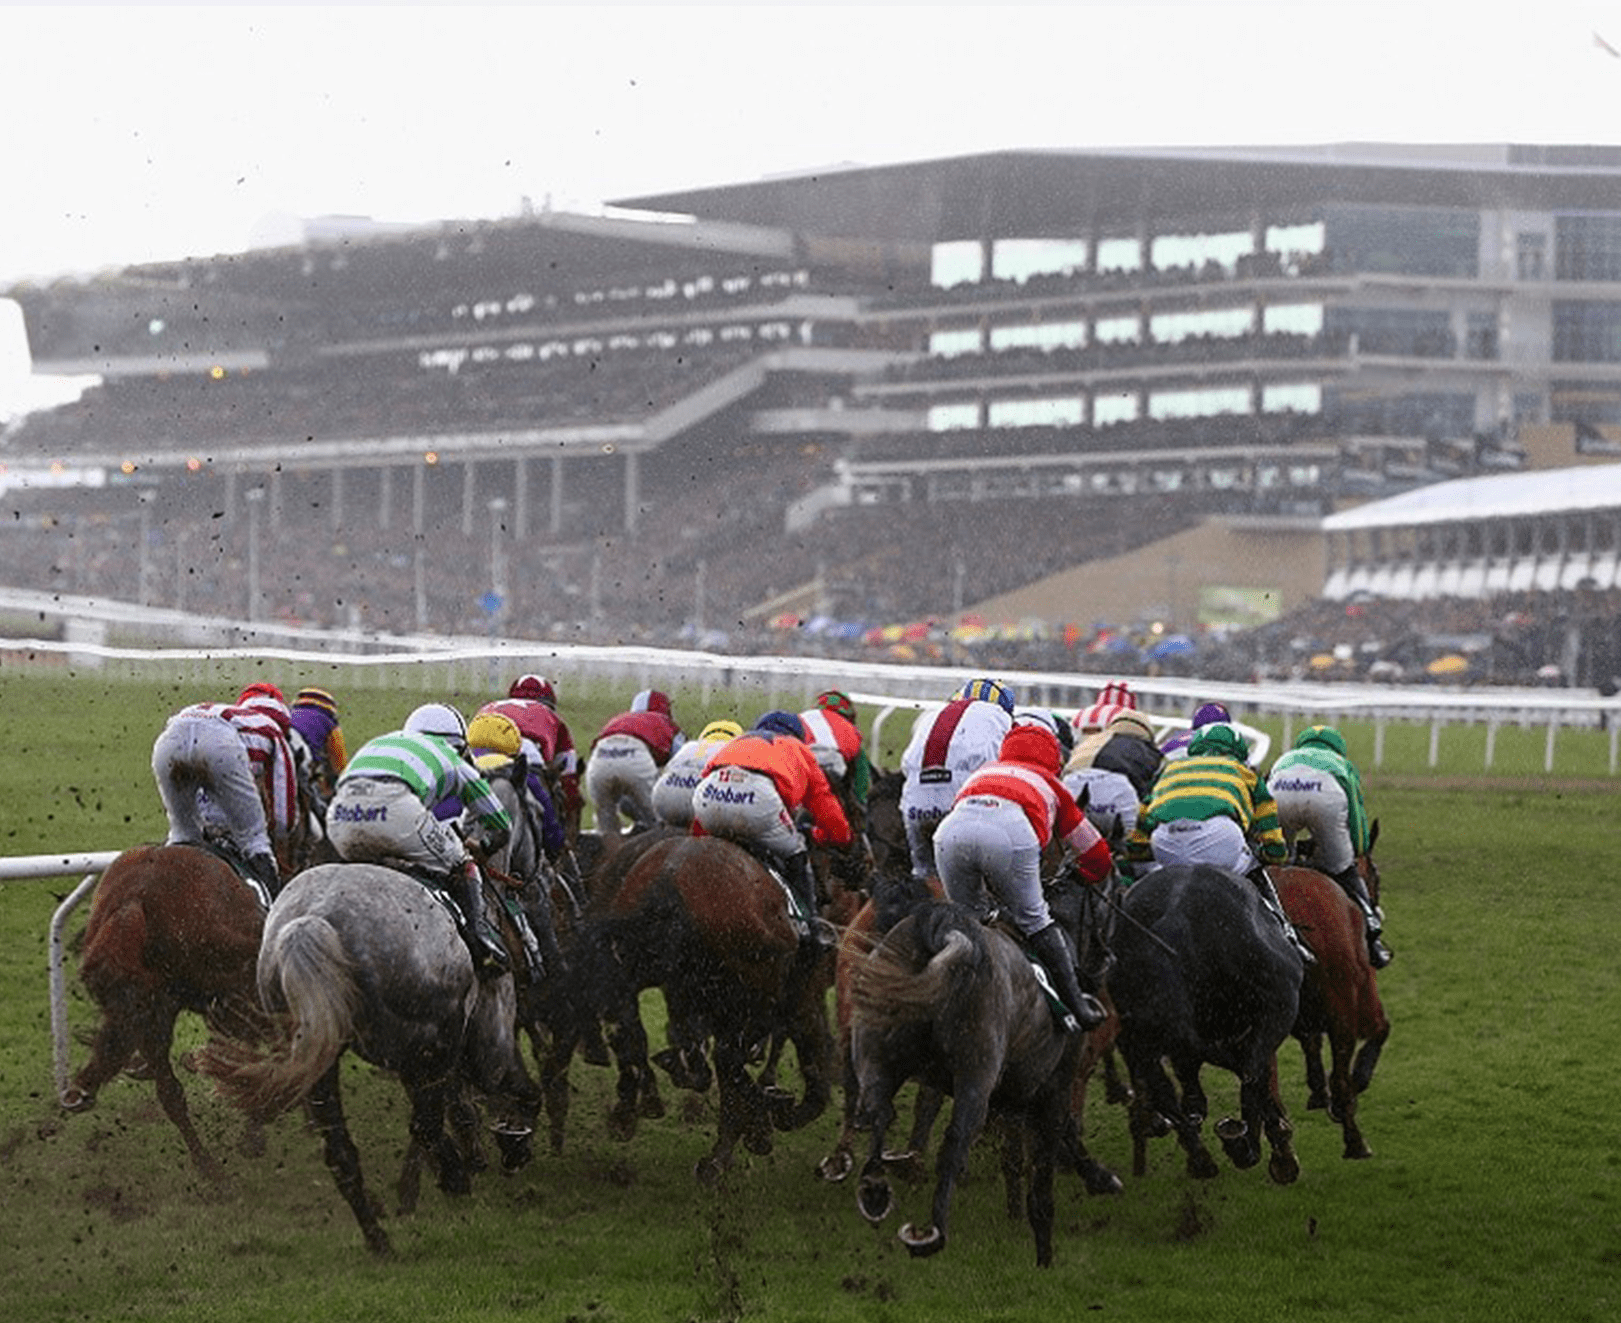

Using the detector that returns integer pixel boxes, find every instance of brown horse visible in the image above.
[60,844,272,1178]
[542,832,834,1182]
[1275,859,1392,1159]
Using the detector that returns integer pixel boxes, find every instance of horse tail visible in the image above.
[203,914,359,1121]
[850,903,984,1032]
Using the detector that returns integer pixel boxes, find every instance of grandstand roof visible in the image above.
[613,144,1621,242]
[1322,465,1621,531]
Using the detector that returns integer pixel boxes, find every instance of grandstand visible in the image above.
[4,144,1621,654]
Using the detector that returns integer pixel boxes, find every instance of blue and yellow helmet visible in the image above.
[952,677,1017,715]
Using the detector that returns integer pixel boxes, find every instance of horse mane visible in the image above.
[850,901,987,1032]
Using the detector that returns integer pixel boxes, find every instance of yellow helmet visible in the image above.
[698,719,744,744]
[467,711,523,758]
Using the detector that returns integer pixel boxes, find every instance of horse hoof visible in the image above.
[60,1088,94,1114]
[694,1156,727,1186]
[899,1223,945,1257]
[818,1150,854,1183]
[743,1129,773,1157]
[606,1108,638,1143]
[1269,1152,1301,1185]
[857,1178,893,1223]
[1079,1161,1124,1196]
[1188,1151,1221,1180]
[1215,1116,1247,1142]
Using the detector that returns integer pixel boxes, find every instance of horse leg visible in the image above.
[1351,1021,1391,1096]
[1261,1066,1301,1185]
[882,1084,944,1185]
[854,1075,899,1225]
[695,1033,756,1185]
[1327,1028,1372,1159]
[900,1083,991,1259]
[604,993,656,1140]
[1027,1087,1073,1268]
[999,1115,1026,1222]
[538,1028,577,1157]
[61,985,148,1113]
[145,1019,226,1183]
[816,1032,861,1183]
[1300,1030,1330,1110]
[768,988,834,1134]
[1159,1054,1218,1179]
[306,1060,391,1257]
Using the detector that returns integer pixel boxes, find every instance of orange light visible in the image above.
[186,457,203,472]
[120,461,136,475]
[424,451,440,465]
[209,365,226,380]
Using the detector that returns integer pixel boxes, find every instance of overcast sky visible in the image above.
[3,1,1620,418]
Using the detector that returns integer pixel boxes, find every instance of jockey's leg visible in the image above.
[1332,865,1393,968]
[453,859,511,979]
[1246,864,1317,966]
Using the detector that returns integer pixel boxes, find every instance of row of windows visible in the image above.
[927,303,1325,357]
[925,382,1322,431]
[416,320,804,375]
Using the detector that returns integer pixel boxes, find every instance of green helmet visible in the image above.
[1189,722,1248,762]
[1295,724,1348,758]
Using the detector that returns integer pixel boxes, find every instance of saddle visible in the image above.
[191,836,273,911]
[984,911,1074,1029]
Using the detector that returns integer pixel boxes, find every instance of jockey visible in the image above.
[933,722,1115,1032]
[1270,724,1392,968]
[466,710,566,865]
[150,683,297,899]
[1128,722,1314,964]
[479,674,582,839]
[325,702,513,978]
[651,718,743,829]
[1063,710,1161,848]
[288,686,347,810]
[583,689,684,841]
[797,690,873,829]
[1158,700,1232,762]
[898,678,1016,883]
[691,710,852,949]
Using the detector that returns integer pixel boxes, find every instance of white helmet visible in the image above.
[404,702,469,754]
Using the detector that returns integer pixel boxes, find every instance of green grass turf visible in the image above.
[1,663,1617,1321]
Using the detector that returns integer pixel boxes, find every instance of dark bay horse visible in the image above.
[1275,862,1391,1159]
[1110,864,1304,1184]
[847,899,1088,1267]
[60,844,272,1177]
[200,863,541,1256]
[543,832,834,1183]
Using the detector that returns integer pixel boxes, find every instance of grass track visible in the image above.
[1,667,1618,1321]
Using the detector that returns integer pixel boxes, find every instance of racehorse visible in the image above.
[60,843,273,1178]
[199,863,541,1256]
[542,832,834,1183]
[1275,857,1391,1159]
[846,899,1089,1267]
[60,755,334,1176]
[1109,863,1304,1184]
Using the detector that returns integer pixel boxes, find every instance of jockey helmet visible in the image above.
[509,674,557,708]
[293,686,339,718]
[405,702,469,755]
[1000,723,1062,776]
[752,710,807,741]
[631,688,672,717]
[1188,722,1248,763]
[815,690,857,724]
[468,711,523,759]
[1015,706,1073,761]
[237,692,291,734]
[1096,680,1137,710]
[1191,701,1231,729]
[1107,711,1156,743]
[1295,724,1349,758]
[952,677,1017,714]
[698,719,744,744]
[238,681,287,707]
[1074,701,1128,734]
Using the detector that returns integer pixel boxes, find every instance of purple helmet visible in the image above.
[1191,702,1231,729]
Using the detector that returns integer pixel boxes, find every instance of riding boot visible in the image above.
[454,859,511,979]
[1333,865,1393,968]
[784,852,835,952]
[1247,865,1317,966]
[1028,923,1108,1032]
[245,852,283,902]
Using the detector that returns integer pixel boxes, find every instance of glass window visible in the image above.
[1096,236,1143,272]
[1320,205,1479,278]
[1150,306,1254,343]
[1262,382,1322,413]
[1517,232,1548,281]
[1555,215,1621,282]
[1092,391,1139,425]
[1151,230,1254,273]
[1326,306,1455,357]
[1093,314,1141,344]
[1266,222,1325,256]
[1263,303,1324,335]
[1552,302,1621,363]
[1148,386,1251,420]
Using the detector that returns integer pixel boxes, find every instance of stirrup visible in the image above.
[1367,937,1394,969]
